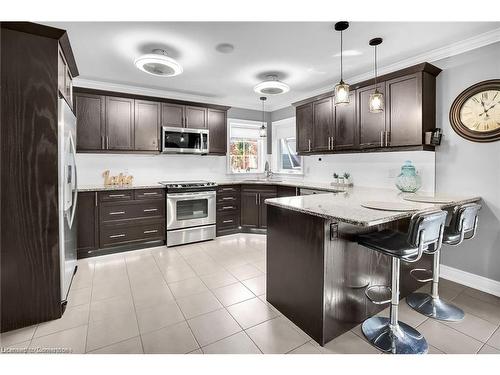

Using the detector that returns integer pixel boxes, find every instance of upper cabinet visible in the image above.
[293,63,442,154]
[57,45,73,109]
[75,88,230,154]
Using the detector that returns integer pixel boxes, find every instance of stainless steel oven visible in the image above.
[161,126,209,154]
[162,181,217,247]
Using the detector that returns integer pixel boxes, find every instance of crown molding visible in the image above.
[273,26,500,112]
[75,27,500,113]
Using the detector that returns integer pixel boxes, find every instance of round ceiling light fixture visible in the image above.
[254,75,290,95]
[134,49,183,77]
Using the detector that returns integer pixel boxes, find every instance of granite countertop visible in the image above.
[78,184,164,192]
[265,186,481,227]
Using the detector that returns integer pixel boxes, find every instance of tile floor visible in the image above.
[1,233,500,354]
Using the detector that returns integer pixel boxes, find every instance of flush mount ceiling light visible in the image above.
[254,75,290,95]
[259,96,267,138]
[369,38,384,113]
[333,21,350,106]
[134,49,183,77]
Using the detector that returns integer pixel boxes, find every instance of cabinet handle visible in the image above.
[222,206,234,210]
[255,193,258,205]
[143,192,158,196]
[308,139,311,152]
[386,131,390,146]
[101,136,105,149]
[223,219,234,224]
[258,193,261,205]
[109,194,125,198]
[221,197,234,201]
[109,211,125,215]
[106,136,109,149]
[143,208,158,212]
[221,187,234,191]
[328,137,331,150]
[380,131,384,147]
[95,192,98,207]
[109,234,126,238]
[331,137,335,148]
[144,229,158,234]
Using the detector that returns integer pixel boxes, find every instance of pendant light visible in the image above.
[369,38,384,113]
[333,21,350,105]
[259,97,267,138]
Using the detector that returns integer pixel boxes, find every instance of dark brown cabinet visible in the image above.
[106,96,134,151]
[75,93,105,151]
[134,100,160,151]
[277,185,297,197]
[358,84,386,149]
[312,97,334,151]
[208,108,227,155]
[240,185,277,230]
[76,192,98,257]
[216,185,240,236]
[161,103,184,128]
[185,106,207,129]
[58,45,73,108]
[334,91,357,150]
[385,73,423,147]
[296,103,313,153]
[293,63,441,154]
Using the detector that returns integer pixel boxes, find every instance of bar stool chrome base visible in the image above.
[406,293,464,322]
[362,316,428,354]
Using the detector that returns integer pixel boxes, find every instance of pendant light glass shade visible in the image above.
[259,96,267,138]
[334,81,350,105]
[334,22,350,106]
[369,89,384,113]
[369,37,384,113]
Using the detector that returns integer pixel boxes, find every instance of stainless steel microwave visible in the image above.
[161,126,209,154]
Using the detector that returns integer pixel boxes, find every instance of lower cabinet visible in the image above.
[216,185,240,236]
[240,185,277,231]
[76,188,165,258]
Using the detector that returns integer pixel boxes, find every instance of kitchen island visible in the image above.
[264,187,480,346]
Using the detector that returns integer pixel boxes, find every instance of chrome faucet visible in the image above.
[264,161,273,179]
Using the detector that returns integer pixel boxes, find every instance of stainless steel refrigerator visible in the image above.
[58,98,78,303]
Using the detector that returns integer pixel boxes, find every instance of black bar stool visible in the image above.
[357,209,447,354]
[406,203,481,322]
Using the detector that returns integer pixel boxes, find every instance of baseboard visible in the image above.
[440,265,500,297]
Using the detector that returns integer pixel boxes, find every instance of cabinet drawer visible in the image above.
[99,190,133,202]
[100,200,165,222]
[134,189,165,200]
[100,220,165,247]
[217,185,240,194]
[216,203,240,213]
[216,212,240,230]
[216,195,240,204]
[241,184,277,193]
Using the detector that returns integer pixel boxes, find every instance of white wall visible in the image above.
[433,42,500,282]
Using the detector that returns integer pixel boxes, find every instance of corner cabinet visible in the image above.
[240,185,277,231]
[75,88,229,155]
[293,62,441,155]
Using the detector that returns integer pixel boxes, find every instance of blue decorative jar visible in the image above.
[395,160,422,193]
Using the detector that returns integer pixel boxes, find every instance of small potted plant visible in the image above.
[343,172,351,185]
[333,173,339,184]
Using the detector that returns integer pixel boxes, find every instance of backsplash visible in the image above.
[76,150,435,193]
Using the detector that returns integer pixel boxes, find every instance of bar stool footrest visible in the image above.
[365,285,392,305]
[410,268,433,283]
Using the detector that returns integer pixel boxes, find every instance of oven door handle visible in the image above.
[167,192,216,200]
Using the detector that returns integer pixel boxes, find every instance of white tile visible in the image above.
[242,275,266,296]
[91,278,131,301]
[443,312,498,342]
[34,304,90,338]
[168,277,209,299]
[245,317,308,354]
[0,325,37,347]
[176,291,223,319]
[322,331,380,354]
[200,271,238,290]
[188,309,241,347]
[486,327,500,350]
[131,283,175,310]
[227,297,278,329]
[89,336,144,354]
[90,294,135,322]
[452,293,500,325]
[213,283,255,306]
[86,311,139,352]
[202,332,261,354]
[162,265,197,283]
[30,325,88,354]
[141,321,199,354]
[479,344,500,354]
[287,341,323,354]
[136,301,185,334]
[227,264,264,281]
[67,286,92,308]
[418,319,483,354]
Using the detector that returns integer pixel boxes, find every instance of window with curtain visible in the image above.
[228,120,265,174]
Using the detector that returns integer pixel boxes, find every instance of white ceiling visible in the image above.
[46,22,500,111]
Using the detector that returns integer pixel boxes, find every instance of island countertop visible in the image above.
[265,186,481,227]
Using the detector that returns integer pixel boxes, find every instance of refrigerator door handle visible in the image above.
[68,133,78,229]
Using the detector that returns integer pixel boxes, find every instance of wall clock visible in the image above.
[449,79,500,142]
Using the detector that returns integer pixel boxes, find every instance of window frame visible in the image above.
[272,117,303,176]
[226,118,267,175]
